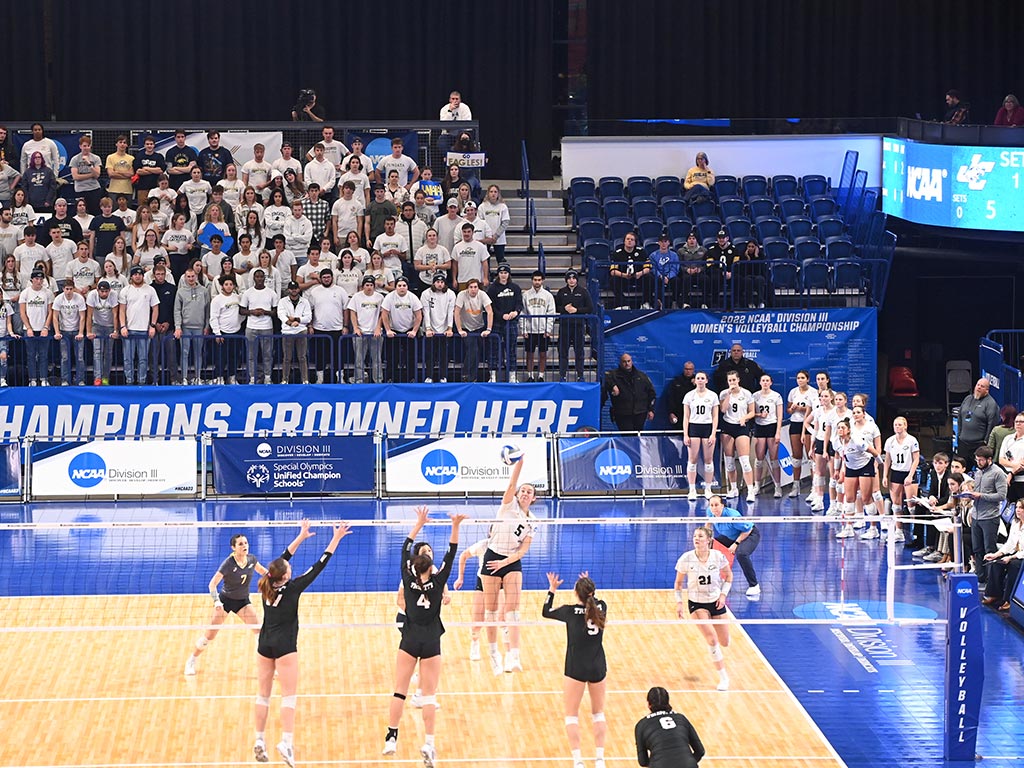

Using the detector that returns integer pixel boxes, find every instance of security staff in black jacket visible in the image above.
[555,270,594,381]
[487,264,523,381]
[713,343,764,392]
[603,353,657,432]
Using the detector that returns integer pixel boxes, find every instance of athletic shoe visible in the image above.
[704,487,713,500]
[746,488,757,503]
[504,651,522,672]
[382,737,397,755]
[745,584,761,597]
[423,377,433,384]
[773,487,783,499]
[923,551,944,562]
[893,529,905,543]
[595,759,606,768]
[687,488,698,501]
[410,692,423,708]
[420,743,436,768]
[789,486,800,498]
[716,672,730,691]
[276,741,294,768]
[489,649,503,676]
[805,491,815,503]
[93,377,102,386]
[913,546,933,558]
[852,519,866,529]
[469,640,481,661]
[859,527,880,540]
[184,656,196,676]
[253,740,268,763]
[40,379,49,386]
[439,378,447,383]
[809,500,824,512]
[726,486,739,498]
[574,761,586,768]
[835,525,855,538]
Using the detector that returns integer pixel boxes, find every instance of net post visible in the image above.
[885,515,896,621]
[943,572,984,761]
[200,434,209,501]
[21,436,31,504]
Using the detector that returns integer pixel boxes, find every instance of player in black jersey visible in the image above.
[543,571,608,768]
[383,506,466,768]
[252,520,352,767]
[634,687,705,768]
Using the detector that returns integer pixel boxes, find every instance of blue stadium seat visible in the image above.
[772,175,799,200]
[631,196,659,220]
[718,197,746,220]
[793,237,823,261]
[747,197,776,221]
[598,176,625,200]
[601,196,630,221]
[660,197,687,221]
[777,196,807,222]
[607,217,636,246]
[742,175,769,200]
[762,237,792,261]
[583,238,612,269]
[725,216,753,242]
[801,174,830,201]
[576,219,605,250]
[573,197,600,226]
[755,218,784,242]
[689,198,718,220]
[785,216,814,242]
[714,175,739,198]
[627,176,654,199]
[695,217,723,245]
[833,259,864,293]
[825,237,855,260]
[666,217,693,243]
[569,177,596,209]
[816,216,845,240]
[655,176,683,201]
[801,258,832,293]
[637,217,664,243]
[810,198,840,222]
[769,260,801,297]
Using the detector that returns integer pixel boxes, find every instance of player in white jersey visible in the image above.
[482,453,537,675]
[882,416,920,544]
[719,371,756,502]
[835,406,883,539]
[674,527,733,691]
[823,392,851,510]
[752,374,784,498]
[683,371,719,501]
[850,392,882,523]
[786,370,814,497]
[804,389,834,511]
[454,537,508,662]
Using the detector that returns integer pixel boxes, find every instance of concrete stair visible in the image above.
[499,187,578,274]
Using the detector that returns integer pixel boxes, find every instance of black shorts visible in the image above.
[220,596,251,615]
[258,641,297,659]
[566,665,607,684]
[827,442,837,458]
[482,547,522,579]
[688,599,727,617]
[687,423,713,440]
[720,421,750,439]
[399,631,442,660]
[789,420,805,436]
[753,423,778,439]
[813,438,826,456]
[889,469,909,485]
[475,575,484,592]
[525,334,549,353]
[844,462,875,478]
[396,611,405,633]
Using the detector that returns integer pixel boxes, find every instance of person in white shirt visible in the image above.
[376,137,419,189]
[19,123,61,174]
[452,223,489,289]
[181,166,212,217]
[478,185,511,265]
[306,127,348,184]
[339,156,371,207]
[52,278,87,385]
[752,374,785,498]
[46,227,77,286]
[19,269,54,385]
[383,169,410,208]
[86,279,119,385]
[209,274,245,384]
[414,228,452,287]
[999,414,1024,504]
[148,175,178,221]
[283,200,314,263]
[331,181,365,248]
[304,143,337,199]
[272,142,302,184]
[462,201,494,246]
[296,245,337,291]
[346,275,384,384]
[242,143,273,201]
[118,265,159,385]
[15,225,49,282]
[380,276,423,382]
[454,278,493,382]
[434,199,466,255]
[683,372,720,501]
[372,216,410,276]
[308,269,350,383]
[240,268,279,384]
[0,208,20,260]
[420,272,456,383]
[74,198,95,248]
[64,241,102,296]
[263,189,291,243]
[440,91,472,121]
[219,163,245,210]
[340,136,375,186]
[521,270,556,382]
[278,280,312,384]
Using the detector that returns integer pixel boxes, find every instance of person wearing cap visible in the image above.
[308,267,350,384]
[347,275,385,384]
[487,264,523,382]
[376,137,419,190]
[119,264,159,385]
[704,229,737,310]
[651,232,681,309]
[454,278,493,382]
[678,231,708,309]
[398,202,428,280]
[434,198,466,253]
[341,137,376,189]
[609,231,655,310]
[20,268,53,385]
[683,151,715,204]
[420,271,456,383]
[365,184,398,247]
[174,268,211,385]
[452,222,489,290]
[241,143,273,201]
[278,280,312,384]
[52,278,87,385]
[209,273,245,384]
[461,200,493,248]
[372,216,410,279]
[240,267,279,384]
[39,198,84,248]
[380,276,423,382]
[148,263,178,384]
[555,270,594,382]
[165,130,199,192]
[86,278,119,385]
[521,270,556,382]
[414,228,452,287]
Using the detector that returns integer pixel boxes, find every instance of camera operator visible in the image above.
[292,89,325,122]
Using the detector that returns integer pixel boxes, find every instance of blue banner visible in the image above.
[0,442,21,496]
[0,383,600,440]
[559,434,692,492]
[602,308,878,430]
[944,573,984,761]
[212,435,375,494]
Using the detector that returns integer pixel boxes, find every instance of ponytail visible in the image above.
[575,576,605,630]
[647,686,672,713]
[259,557,288,603]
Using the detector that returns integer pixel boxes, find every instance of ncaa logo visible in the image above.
[421,449,459,485]
[594,447,632,486]
[955,584,973,597]
[256,442,273,458]
[68,452,107,488]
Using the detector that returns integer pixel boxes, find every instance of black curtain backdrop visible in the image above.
[42,1,552,179]
[0,3,48,120]
[587,0,1024,125]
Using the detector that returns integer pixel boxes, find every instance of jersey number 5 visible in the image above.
[659,716,677,730]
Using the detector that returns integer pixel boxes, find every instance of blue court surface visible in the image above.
[2,494,1021,768]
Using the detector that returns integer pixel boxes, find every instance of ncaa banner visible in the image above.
[602,308,877,430]
[212,435,375,495]
[0,383,598,440]
[944,573,984,761]
[0,442,21,496]
[559,434,694,493]
[30,440,196,497]
[385,436,549,493]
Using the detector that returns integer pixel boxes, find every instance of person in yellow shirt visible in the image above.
[683,151,715,203]
[105,135,135,198]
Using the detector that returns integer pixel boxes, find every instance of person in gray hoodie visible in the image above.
[964,446,1007,582]
[174,267,211,384]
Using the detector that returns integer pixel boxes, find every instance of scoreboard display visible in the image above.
[882,137,1024,231]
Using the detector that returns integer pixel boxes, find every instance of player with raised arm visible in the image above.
[752,373,784,498]
[383,506,466,768]
[634,686,706,768]
[543,571,609,768]
[482,449,537,674]
[786,370,815,498]
[395,542,450,708]
[882,416,920,544]
[719,370,756,502]
[184,533,268,676]
[674,526,733,691]
[253,520,352,767]
[683,371,720,501]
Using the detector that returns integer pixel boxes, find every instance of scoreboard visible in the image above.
[882,137,1024,231]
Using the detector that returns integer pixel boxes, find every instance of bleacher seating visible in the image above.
[632,196,659,220]
[713,175,739,198]
[573,196,601,226]
[771,175,799,200]
[601,196,630,220]
[627,176,653,199]
[660,197,687,221]
[598,176,625,200]
[793,237,823,261]
[801,258,832,293]
[655,175,682,201]
[785,217,813,241]
[569,177,596,210]
[742,175,769,200]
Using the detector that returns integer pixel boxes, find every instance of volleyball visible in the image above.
[500,444,524,465]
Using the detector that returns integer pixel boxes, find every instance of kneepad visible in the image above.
[255,694,271,707]
[738,455,752,473]
[281,694,297,710]
[564,716,579,726]
[504,610,521,624]
[195,637,209,650]
[704,463,715,476]
[723,456,736,473]
[419,695,437,708]
[484,610,498,625]
[709,644,723,662]
[687,463,697,474]
[872,490,884,504]
[592,712,606,724]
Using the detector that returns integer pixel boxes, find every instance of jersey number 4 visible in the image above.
[416,593,431,609]
[659,716,677,730]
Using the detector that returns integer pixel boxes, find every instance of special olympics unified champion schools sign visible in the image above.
[212,436,376,494]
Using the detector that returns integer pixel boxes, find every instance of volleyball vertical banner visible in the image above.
[944,573,984,761]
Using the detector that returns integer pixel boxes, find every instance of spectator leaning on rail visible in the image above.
[713,343,764,393]
[942,89,970,125]
[603,353,656,432]
[957,378,1000,468]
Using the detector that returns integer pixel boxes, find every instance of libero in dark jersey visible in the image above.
[542,572,609,768]
[184,533,267,677]
[253,520,351,768]
[383,506,466,768]
[635,687,705,768]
